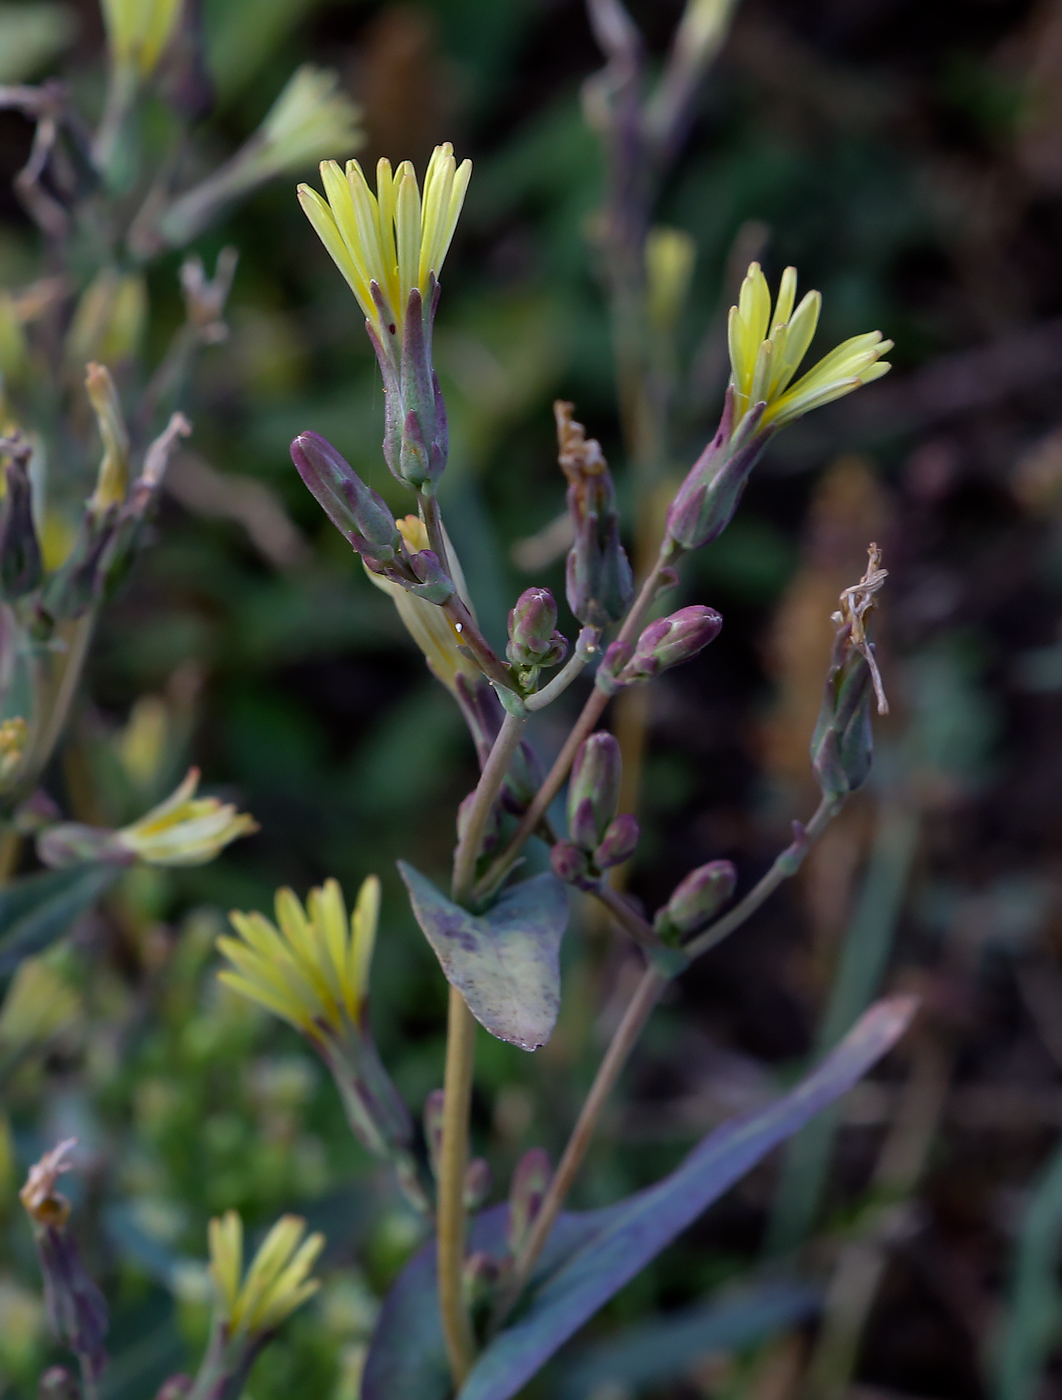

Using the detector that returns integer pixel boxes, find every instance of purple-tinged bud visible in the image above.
[423,1088,446,1178]
[39,1368,80,1400]
[666,393,772,552]
[508,1147,552,1254]
[464,1156,492,1210]
[37,822,132,869]
[568,732,622,852]
[154,1378,193,1400]
[556,403,633,627]
[0,445,42,600]
[595,638,634,696]
[404,548,455,603]
[655,860,737,943]
[624,605,722,681]
[507,588,567,670]
[550,840,597,890]
[291,432,400,562]
[594,813,641,869]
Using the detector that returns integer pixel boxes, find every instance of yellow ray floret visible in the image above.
[218,876,380,1038]
[297,143,471,340]
[727,263,892,432]
[208,1210,324,1336]
[116,768,258,866]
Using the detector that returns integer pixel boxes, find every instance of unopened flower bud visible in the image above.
[594,813,641,869]
[424,1088,445,1179]
[507,588,567,670]
[665,393,770,552]
[291,432,401,565]
[550,839,596,890]
[655,860,737,943]
[595,638,634,695]
[507,1147,552,1254]
[624,605,722,681]
[38,1367,80,1400]
[0,443,42,600]
[406,548,455,603]
[464,1156,492,1211]
[568,732,621,852]
[154,1376,193,1400]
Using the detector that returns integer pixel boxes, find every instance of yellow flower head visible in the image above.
[727,263,892,433]
[219,876,380,1039]
[116,768,258,866]
[100,0,182,79]
[297,143,472,342]
[208,1210,324,1337]
[0,958,79,1054]
[85,362,129,515]
[365,515,480,695]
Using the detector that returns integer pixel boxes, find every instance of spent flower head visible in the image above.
[728,262,892,433]
[209,1211,324,1338]
[298,143,471,345]
[220,876,379,1039]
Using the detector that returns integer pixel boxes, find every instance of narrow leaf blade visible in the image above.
[461,995,916,1400]
[361,996,915,1400]
[0,863,121,974]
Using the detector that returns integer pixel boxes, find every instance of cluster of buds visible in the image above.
[20,1140,108,1393]
[811,545,890,804]
[37,768,257,869]
[506,588,567,685]
[218,877,427,1213]
[554,402,633,629]
[666,263,892,554]
[654,860,737,946]
[597,604,722,695]
[550,733,640,890]
[299,145,470,494]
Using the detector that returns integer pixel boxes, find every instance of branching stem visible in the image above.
[473,543,677,902]
[493,791,843,1328]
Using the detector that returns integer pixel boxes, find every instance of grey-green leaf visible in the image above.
[397,863,568,1050]
[0,863,121,975]
[361,995,915,1400]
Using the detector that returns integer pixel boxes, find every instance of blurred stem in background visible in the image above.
[767,789,921,1256]
[582,0,738,837]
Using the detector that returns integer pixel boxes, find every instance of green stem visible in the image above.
[492,963,667,1331]
[452,710,527,908]
[682,795,837,961]
[438,708,528,1387]
[438,986,477,1388]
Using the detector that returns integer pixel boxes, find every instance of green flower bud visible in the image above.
[654,860,737,944]
[568,732,621,852]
